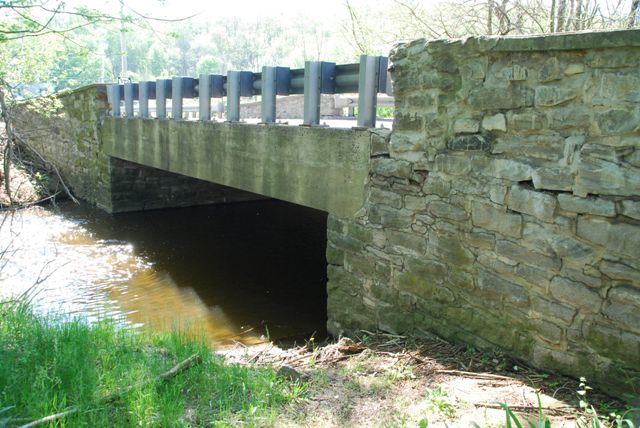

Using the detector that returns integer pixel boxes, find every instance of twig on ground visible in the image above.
[436,369,516,381]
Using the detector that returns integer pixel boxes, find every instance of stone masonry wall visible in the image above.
[13,85,114,210]
[327,30,640,395]
[13,85,262,212]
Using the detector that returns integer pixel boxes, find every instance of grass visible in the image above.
[0,302,306,427]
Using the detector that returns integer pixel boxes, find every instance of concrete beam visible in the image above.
[101,119,371,217]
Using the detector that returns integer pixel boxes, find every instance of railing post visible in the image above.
[172,77,184,120]
[139,81,149,118]
[357,55,380,128]
[227,71,240,122]
[303,61,321,126]
[124,82,134,118]
[199,74,211,121]
[107,84,121,117]
[261,66,277,123]
[156,79,170,119]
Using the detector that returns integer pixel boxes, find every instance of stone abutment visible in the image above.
[326,30,640,395]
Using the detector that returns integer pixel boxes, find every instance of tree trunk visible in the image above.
[574,0,583,29]
[488,0,493,35]
[630,0,640,28]
[557,0,567,31]
[0,86,13,204]
[550,0,557,31]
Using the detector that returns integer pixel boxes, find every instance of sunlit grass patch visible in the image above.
[0,302,306,426]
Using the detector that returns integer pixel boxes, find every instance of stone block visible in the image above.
[596,108,640,135]
[453,118,480,133]
[535,86,579,107]
[557,194,616,217]
[586,49,640,68]
[546,106,593,131]
[427,201,468,222]
[476,269,529,307]
[395,113,425,131]
[326,244,345,266]
[404,195,427,211]
[368,205,414,229]
[532,168,574,191]
[434,153,490,175]
[389,132,426,162]
[371,131,390,156]
[482,113,507,131]
[531,296,577,324]
[589,72,640,105]
[372,158,413,179]
[471,201,522,238]
[560,266,602,289]
[532,345,595,380]
[507,111,548,131]
[447,135,490,151]
[577,217,639,258]
[550,276,602,311]
[386,229,428,256]
[530,227,594,260]
[490,158,534,181]
[368,187,404,209]
[585,322,640,361]
[507,185,557,223]
[516,263,555,285]
[574,158,640,196]
[564,63,585,76]
[396,257,447,299]
[468,86,534,110]
[604,286,640,332]
[492,135,565,162]
[430,233,475,266]
[620,200,640,220]
[496,239,562,271]
[465,231,496,249]
[532,319,564,344]
[599,260,640,283]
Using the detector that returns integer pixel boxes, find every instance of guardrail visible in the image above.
[107,55,393,128]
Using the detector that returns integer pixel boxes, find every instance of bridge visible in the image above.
[13,30,640,396]
[101,56,393,217]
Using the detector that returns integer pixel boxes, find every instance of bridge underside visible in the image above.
[101,118,371,217]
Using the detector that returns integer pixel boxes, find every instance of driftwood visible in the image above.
[19,354,202,428]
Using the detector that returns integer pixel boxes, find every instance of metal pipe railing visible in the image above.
[106,55,393,128]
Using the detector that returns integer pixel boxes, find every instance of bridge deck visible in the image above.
[101,118,372,217]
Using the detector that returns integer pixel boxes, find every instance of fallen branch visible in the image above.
[473,402,577,416]
[435,369,515,381]
[19,354,202,428]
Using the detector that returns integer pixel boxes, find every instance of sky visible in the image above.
[82,0,359,20]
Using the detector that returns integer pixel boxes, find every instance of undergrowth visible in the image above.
[0,302,306,427]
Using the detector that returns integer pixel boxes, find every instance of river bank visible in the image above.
[2,302,635,427]
[0,302,305,427]
[223,332,638,427]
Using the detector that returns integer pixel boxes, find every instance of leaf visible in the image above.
[419,418,429,428]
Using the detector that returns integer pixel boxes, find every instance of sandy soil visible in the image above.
[219,332,632,427]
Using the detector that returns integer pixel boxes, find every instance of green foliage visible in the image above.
[0,302,306,426]
[498,383,639,428]
[424,386,456,418]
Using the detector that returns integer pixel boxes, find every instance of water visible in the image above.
[0,200,328,346]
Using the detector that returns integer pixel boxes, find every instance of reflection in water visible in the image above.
[0,200,328,346]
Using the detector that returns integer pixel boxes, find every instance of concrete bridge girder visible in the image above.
[101,118,372,218]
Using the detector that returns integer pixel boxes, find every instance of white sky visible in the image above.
[83,0,445,21]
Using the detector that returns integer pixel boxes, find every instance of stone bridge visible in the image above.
[14,29,640,396]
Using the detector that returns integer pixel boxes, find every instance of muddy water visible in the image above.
[0,200,328,346]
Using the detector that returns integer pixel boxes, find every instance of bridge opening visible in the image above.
[78,198,329,345]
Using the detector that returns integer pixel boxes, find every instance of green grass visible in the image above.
[0,302,306,427]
